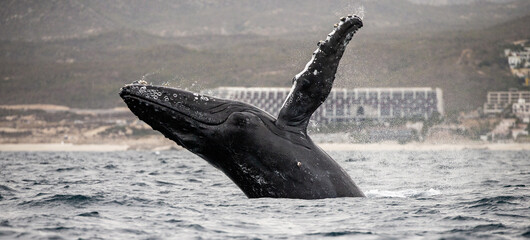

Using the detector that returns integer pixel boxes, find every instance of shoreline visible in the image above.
[317,143,530,151]
[0,142,529,152]
[0,143,129,152]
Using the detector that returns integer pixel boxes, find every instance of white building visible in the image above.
[203,87,444,123]
[484,89,530,114]
[505,46,530,80]
[513,98,530,123]
[505,47,530,69]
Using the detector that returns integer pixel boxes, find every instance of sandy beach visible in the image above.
[1,142,529,152]
[0,143,130,152]
[317,143,530,151]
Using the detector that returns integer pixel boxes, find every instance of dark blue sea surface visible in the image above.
[0,150,529,239]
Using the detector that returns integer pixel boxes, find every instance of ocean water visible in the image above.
[0,150,528,239]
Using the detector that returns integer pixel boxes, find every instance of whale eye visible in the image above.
[234,116,250,127]
[227,112,258,128]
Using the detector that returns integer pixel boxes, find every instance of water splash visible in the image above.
[335,1,365,20]
[140,71,157,84]
[356,5,365,20]
[365,188,441,198]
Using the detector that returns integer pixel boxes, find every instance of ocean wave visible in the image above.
[444,215,486,221]
[365,188,441,198]
[465,195,527,208]
[503,184,526,188]
[0,220,11,227]
[77,211,99,217]
[449,223,507,233]
[19,194,102,207]
[155,180,178,186]
[36,226,73,232]
[55,167,84,172]
[345,157,369,162]
[0,230,17,237]
[2,150,529,239]
[0,185,16,192]
[103,164,117,169]
[495,213,530,219]
[306,230,373,237]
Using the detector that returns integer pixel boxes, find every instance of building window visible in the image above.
[357,106,364,116]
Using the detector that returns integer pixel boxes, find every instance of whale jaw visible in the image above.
[119,84,246,151]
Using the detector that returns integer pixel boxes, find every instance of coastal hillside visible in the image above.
[2,0,529,41]
[0,1,529,112]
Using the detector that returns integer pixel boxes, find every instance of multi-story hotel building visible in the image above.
[483,89,530,114]
[203,87,444,123]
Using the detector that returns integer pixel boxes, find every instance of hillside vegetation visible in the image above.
[0,1,529,112]
[3,0,529,41]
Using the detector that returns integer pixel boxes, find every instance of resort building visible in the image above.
[203,87,444,123]
[483,89,530,115]
[512,98,530,123]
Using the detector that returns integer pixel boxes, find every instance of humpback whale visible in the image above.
[120,15,364,199]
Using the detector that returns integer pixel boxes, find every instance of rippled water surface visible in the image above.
[0,150,529,239]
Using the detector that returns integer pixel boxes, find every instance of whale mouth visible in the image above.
[119,84,252,126]
[121,94,228,126]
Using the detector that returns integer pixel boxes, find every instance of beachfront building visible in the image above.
[483,89,530,115]
[202,87,444,123]
[512,98,530,123]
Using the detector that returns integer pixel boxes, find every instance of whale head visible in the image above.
[121,83,251,146]
[119,83,310,169]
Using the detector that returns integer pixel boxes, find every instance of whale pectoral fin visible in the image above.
[276,15,363,132]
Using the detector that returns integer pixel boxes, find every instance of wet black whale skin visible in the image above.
[120,16,364,199]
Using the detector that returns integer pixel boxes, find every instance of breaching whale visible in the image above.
[120,15,364,199]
